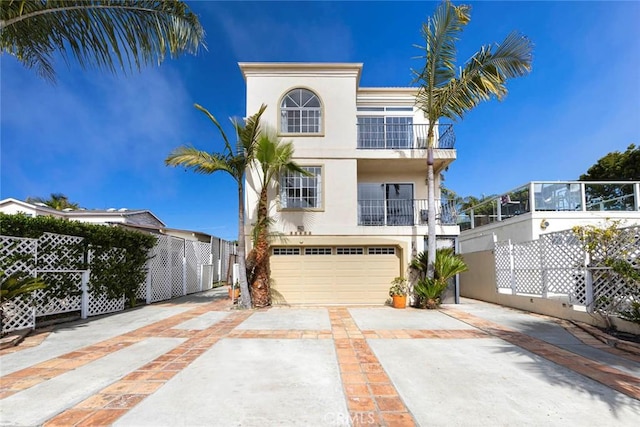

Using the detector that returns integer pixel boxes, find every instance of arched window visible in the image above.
[280,88,322,134]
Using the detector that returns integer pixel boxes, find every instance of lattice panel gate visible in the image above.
[86,247,126,317]
[196,241,212,291]
[540,231,587,303]
[170,237,185,297]
[184,241,210,294]
[1,236,38,333]
[513,240,544,295]
[148,235,173,303]
[494,242,512,291]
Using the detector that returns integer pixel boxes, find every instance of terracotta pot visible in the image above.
[228,287,240,300]
[392,295,407,309]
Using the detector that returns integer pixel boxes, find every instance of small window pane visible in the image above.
[273,248,301,255]
[368,247,396,255]
[305,247,332,255]
[336,247,364,255]
[281,89,321,133]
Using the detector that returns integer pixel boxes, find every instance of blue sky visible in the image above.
[1,1,639,241]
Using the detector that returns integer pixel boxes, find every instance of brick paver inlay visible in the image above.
[1,298,638,427]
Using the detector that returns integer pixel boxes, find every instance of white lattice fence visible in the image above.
[512,240,544,295]
[86,247,126,317]
[587,225,640,311]
[37,233,84,270]
[494,242,512,291]
[196,241,212,291]
[1,236,38,333]
[494,226,639,313]
[147,235,174,303]
[185,241,200,295]
[170,237,185,297]
[34,271,83,316]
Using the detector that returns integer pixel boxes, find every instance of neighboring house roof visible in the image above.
[0,198,166,228]
[115,223,214,243]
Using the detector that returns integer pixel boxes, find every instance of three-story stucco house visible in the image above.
[241,62,460,304]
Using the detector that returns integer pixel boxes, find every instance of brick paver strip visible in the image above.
[5,300,639,426]
[0,299,228,398]
[329,307,417,427]
[442,308,640,401]
[43,309,251,427]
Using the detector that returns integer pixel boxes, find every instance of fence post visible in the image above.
[508,239,516,295]
[585,268,594,312]
[182,255,187,296]
[145,266,152,305]
[540,238,548,298]
[81,270,89,319]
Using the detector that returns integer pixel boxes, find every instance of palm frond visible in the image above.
[414,0,470,119]
[235,103,267,155]
[434,31,533,121]
[194,103,234,156]
[165,146,238,180]
[1,0,205,81]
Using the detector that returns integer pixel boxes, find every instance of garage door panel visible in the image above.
[270,248,400,304]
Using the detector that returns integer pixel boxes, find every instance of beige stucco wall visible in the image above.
[460,250,640,335]
[241,63,460,276]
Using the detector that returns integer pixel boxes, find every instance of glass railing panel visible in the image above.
[585,183,635,211]
[533,182,583,211]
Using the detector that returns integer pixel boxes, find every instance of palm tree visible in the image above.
[414,0,533,277]
[414,248,468,309]
[1,270,47,334]
[165,104,267,309]
[26,193,80,210]
[247,128,309,307]
[1,0,204,81]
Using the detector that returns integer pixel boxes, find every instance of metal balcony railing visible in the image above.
[358,199,458,226]
[356,123,455,150]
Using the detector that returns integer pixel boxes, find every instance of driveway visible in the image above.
[1,289,639,426]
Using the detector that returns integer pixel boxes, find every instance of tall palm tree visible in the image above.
[26,193,80,210]
[414,0,533,277]
[1,0,204,81]
[247,128,309,307]
[165,104,266,309]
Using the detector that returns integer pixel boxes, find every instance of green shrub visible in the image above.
[0,213,156,307]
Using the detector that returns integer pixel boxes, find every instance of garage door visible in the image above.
[270,246,401,304]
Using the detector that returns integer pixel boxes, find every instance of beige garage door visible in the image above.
[270,246,401,304]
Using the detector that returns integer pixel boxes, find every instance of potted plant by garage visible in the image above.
[228,281,240,301]
[389,277,409,309]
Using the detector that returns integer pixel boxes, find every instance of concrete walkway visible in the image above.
[1,290,639,426]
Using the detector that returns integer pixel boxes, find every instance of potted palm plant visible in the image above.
[389,277,409,309]
[412,248,468,309]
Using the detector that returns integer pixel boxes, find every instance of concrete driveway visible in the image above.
[1,288,639,426]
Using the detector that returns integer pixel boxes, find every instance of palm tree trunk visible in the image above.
[237,186,251,309]
[426,142,436,279]
[250,186,272,307]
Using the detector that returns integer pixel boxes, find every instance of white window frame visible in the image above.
[281,88,322,134]
[280,166,323,210]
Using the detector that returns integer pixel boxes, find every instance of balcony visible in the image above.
[357,123,455,150]
[458,181,640,231]
[358,199,458,226]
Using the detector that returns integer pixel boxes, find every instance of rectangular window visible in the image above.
[280,166,322,209]
[273,247,301,255]
[368,247,396,255]
[304,247,332,255]
[336,247,364,255]
[357,116,413,148]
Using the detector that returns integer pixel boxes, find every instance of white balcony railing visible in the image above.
[356,123,455,150]
[358,199,458,226]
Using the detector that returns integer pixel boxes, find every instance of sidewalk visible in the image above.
[1,290,639,426]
